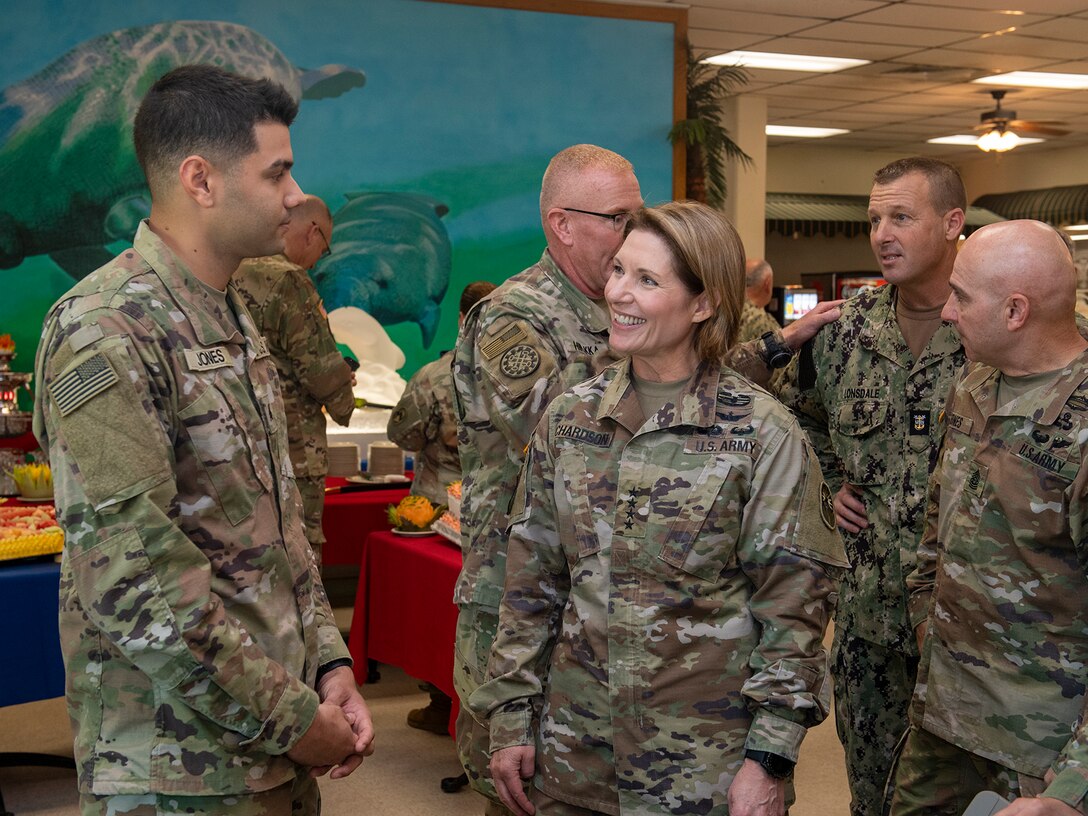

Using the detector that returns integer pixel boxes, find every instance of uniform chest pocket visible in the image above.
[178,383,262,525]
[654,456,740,583]
[833,400,888,485]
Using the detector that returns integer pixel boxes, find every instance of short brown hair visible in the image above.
[626,201,745,363]
[460,280,497,316]
[873,157,966,214]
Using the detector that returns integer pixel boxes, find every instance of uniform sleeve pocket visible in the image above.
[178,384,260,525]
[50,339,173,510]
[70,527,196,690]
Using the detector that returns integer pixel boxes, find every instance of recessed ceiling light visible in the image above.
[974,71,1088,90]
[704,51,869,73]
[766,125,850,138]
[928,134,1043,147]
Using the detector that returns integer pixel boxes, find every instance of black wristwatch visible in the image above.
[759,331,793,370]
[745,749,795,779]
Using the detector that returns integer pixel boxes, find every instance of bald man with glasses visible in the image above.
[234,193,355,567]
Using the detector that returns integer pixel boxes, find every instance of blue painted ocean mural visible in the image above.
[0,0,675,392]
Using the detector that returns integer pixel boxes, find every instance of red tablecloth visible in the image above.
[321,477,411,566]
[348,530,462,736]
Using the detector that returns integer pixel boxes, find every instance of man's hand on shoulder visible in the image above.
[782,299,844,351]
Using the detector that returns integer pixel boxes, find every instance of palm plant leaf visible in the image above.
[668,40,752,207]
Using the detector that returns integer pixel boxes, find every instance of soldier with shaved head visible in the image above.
[891,221,1088,816]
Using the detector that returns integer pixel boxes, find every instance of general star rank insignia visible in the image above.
[820,482,835,530]
[910,410,930,436]
[500,344,540,379]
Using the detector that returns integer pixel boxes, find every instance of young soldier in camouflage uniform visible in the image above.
[233,194,355,568]
[475,202,847,815]
[33,66,373,816]
[736,258,781,346]
[781,157,968,816]
[890,221,1088,816]
[453,145,841,814]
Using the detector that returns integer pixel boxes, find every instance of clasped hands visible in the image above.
[287,666,376,779]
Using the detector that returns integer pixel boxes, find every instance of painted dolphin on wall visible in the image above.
[312,192,452,347]
[0,20,365,277]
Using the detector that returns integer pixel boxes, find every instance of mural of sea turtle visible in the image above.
[313,192,452,346]
[0,19,365,277]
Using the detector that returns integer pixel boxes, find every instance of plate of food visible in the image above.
[386,495,446,536]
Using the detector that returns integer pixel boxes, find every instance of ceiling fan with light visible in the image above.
[973,89,1070,152]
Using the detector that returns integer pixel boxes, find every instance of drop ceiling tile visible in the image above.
[690,8,825,35]
[799,21,977,48]
[849,5,1049,33]
[905,47,1058,73]
[954,34,1088,60]
[756,35,924,61]
[1017,17,1088,42]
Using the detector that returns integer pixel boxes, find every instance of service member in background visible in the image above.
[234,193,355,568]
[386,279,495,737]
[33,65,372,816]
[452,143,840,815]
[781,156,968,816]
[736,257,782,345]
[890,221,1088,816]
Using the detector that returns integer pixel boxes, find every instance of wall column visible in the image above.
[722,94,767,261]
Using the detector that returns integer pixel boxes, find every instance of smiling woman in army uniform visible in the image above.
[470,200,849,816]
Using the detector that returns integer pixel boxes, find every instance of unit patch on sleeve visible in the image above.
[51,352,119,416]
[500,345,541,379]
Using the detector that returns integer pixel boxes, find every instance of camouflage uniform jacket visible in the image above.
[387,350,460,505]
[452,251,615,609]
[782,283,964,651]
[233,254,354,478]
[470,359,847,814]
[905,351,1088,800]
[736,299,781,346]
[32,223,350,797]
[452,251,780,611]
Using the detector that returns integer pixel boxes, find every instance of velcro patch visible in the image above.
[481,323,528,361]
[51,352,119,416]
[183,346,232,371]
[1013,442,1076,479]
[555,423,613,447]
[946,412,974,435]
[500,344,541,379]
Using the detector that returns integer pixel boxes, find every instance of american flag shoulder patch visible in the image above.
[51,352,120,417]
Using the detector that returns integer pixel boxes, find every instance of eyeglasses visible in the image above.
[562,207,631,232]
[313,222,332,258]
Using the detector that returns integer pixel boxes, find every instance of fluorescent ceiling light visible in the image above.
[927,134,1043,148]
[766,125,849,138]
[1063,224,1088,232]
[974,71,1088,90]
[1069,234,1088,242]
[928,135,983,146]
[705,51,868,73]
